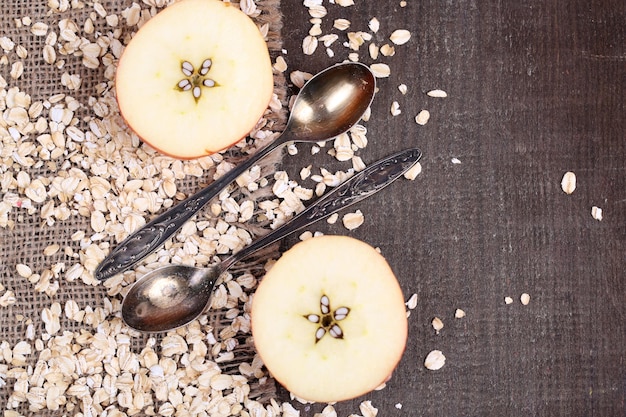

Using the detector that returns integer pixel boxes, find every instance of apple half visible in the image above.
[115,0,274,159]
[251,235,408,403]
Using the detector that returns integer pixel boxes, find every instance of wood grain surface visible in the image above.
[279,1,625,415]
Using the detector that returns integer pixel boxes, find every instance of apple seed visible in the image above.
[334,306,350,320]
[181,60,194,76]
[177,79,192,91]
[304,294,351,343]
[199,58,212,75]
[306,314,320,323]
[176,58,217,102]
[329,324,344,338]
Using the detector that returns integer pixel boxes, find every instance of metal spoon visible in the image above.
[95,62,376,281]
[121,147,422,332]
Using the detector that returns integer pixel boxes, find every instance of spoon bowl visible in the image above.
[123,265,212,331]
[95,62,376,281]
[121,147,422,332]
[286,63,376,141]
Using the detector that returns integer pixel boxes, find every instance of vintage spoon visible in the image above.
[121,147,422,332]
[95,62,376,281]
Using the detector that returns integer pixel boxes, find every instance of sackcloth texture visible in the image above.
[0,0,287,414]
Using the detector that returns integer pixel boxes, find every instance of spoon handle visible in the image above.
[95,138,284,281]
[219,147,422,271]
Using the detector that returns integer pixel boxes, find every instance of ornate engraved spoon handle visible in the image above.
[219,147,422,271]
[95,140,283,280]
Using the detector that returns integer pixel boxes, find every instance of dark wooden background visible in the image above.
[278,1,625,416]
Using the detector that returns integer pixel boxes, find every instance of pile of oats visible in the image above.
[0,0,316,414]
[0,0,432,414]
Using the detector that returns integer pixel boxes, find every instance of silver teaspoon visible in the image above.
[95,62,376,281]
[121,147,421,332]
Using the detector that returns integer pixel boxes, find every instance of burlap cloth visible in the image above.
[0,0,288,414]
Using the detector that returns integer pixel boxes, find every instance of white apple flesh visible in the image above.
[115,0,274,159]
[251,235,408,403]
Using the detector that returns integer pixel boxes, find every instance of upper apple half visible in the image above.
[115,0,274,159]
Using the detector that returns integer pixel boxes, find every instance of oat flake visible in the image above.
[368,17,380,33]
[369,63,391,78]
[406,293,418,309]
[591,206,603,221]
[302,35,318,55]
[390,101,401,116]
[561,171,576,194]
[390,29,411,45]
[427,89,448,98]
[415,109,430,125]
[424,349,446,370]
[342,210,364,230]
[432,317,444,334]
[403,162,422,180]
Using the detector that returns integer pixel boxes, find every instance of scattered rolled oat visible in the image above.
[342,210,364,230]
[10,61,24,79]
[273,55,288,72]
[0,290,16,307]
[424,350,446,370]
[326,212,339,224]
[0,36,15,51]
[415,109,430,125]
[319,33,339,47]
[368,42,379,59]
[451,157,462,164]
[504,296,514,304]
[389,29,411,45]
[591,206,603,221]
[404,162,422,180]
[379,44,395,56]
[520,293,531,305]
[43,244,60,256]
[309,23,322,36]
[318,405,337,417]
[16,264,33,278]
[300,165,312,180]
[406,293,418,309]
[398,83,408,94]
[352,155,366,171]
[427,89,448,97]
[359,400,378,417]
[290,69,313,87]
[302,35,319,55]
[432,317,444,334]
[455,308,466,318]
[390,101,401,116]
[333,18,351,30]
[561,171,576,194]
[369,63,391,78]
[368,17,380,33]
